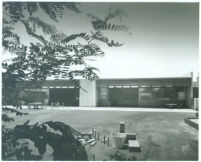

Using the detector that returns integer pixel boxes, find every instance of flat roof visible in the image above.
[22,77,192,83]
[96,77,192,81]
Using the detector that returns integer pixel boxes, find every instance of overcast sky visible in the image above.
[8,2,199,80]
[90,3,199,80]
[82,3,199,80]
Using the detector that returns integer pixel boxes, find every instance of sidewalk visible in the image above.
[4,105,197,113]
[46,106,196,113]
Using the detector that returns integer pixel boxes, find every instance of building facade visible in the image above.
[11,77,198,108]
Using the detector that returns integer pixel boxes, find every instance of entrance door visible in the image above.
[49,88,79,106]
[109,88,138,107]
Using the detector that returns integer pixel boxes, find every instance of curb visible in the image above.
[184,117,198,130]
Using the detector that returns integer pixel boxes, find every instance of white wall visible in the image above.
[79,80,96,107]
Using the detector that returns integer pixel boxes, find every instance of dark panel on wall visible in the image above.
[96,78,191,108]
[96,78,191,87]
[193,87,199,98]
[49,88,79,106]
[98,87,109,106]
[138,87,187,108]
[108,88,138,107]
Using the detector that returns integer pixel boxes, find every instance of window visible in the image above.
[193,87,199,98]
[115,86,122,88]
[176,86,186,100]
[140,93,152,100]
[123,94,134,100]
[178,92,185,100]
[139,88,152,100]
[131,85,138,88]
[99,87,107,100]
[123,86,130,88]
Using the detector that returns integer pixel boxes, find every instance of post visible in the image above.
[92,130,94,137]
[120,122,125,133]
[104,135,106,144]
[107,137,109,146]
[190,72,193,109]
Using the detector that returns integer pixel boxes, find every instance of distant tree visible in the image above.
[2,2,129,90]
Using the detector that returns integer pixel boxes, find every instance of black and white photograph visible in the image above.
[1,1,199,161]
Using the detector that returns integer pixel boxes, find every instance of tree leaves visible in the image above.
[29,17,57,35]
[25,2,38,16]
[92,31,123,47]
[3,2,25,22]
[68,66,99,81]
[21,19,47,45]
[2,2,129,89]
[92,20,129,32]
[62,33,91,43]
[3,2,80,22]
[39,2,80,22]
[2,22,20,51]
[89,8,129,32]
[2,121,87,160]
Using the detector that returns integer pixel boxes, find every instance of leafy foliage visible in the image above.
[2,121,87,160]
[2,107,29,116]
[2,114,14,122]
[3,2,80,21]
[88,7,128,32]
[2,2,129,89]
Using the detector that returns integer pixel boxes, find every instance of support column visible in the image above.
[79,80,96,107]
[190,72,193,109]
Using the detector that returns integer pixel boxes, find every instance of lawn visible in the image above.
[2,108,198,161]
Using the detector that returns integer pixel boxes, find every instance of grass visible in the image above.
[3,108,198,161]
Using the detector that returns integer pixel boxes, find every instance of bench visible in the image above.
[28,102,43,109]
[165,103,178,108]
[87,139,96,143]
[90,141,96,146]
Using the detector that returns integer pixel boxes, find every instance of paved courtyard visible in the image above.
[3,107,198,161]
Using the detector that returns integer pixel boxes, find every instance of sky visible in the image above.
[4,2,199,80]
[80,3,199,80]
[81,3,199,80]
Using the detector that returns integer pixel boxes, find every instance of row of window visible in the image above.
[107,85,185,88]
[25,86,76,91]
[98,87,187,101]
[139,87,186,101]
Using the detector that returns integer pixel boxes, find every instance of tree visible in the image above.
[2,2,129,91]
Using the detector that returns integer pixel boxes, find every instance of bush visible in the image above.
[2,121,88,160]
[2,114,14,122]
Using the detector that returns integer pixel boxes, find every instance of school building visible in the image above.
[14,76,199,109]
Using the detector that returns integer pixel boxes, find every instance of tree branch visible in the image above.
[21,20,47,45]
